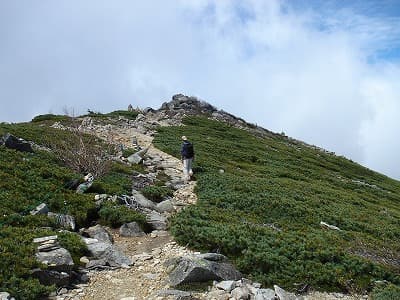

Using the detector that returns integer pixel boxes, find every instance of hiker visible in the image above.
[181,136,194,181]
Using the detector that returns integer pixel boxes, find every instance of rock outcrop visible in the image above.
[0,133,33,152]
[119,222,145,237]
[32,235,75,287]
[80,225,132,268]
[166,253,242,286]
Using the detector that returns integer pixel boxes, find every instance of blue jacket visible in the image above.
[181,141,194,159]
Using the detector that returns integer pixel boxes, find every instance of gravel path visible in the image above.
[58,124,198,300]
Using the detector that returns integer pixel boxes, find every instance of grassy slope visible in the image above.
[153,116,400,293]
[0,120,141,299]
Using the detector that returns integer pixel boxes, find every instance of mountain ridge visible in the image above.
[0,94,399,299]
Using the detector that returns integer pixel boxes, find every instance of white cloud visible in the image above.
[0,0,399,179]
[360,64,400,177]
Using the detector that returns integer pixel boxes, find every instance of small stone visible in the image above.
[231,286,250,300]
[255,288,275,300]
[0,292,11,300]
[253,282,262,289]
[216,280,236,292]
[80,256,90,264]
[132,253,153,261]
[152,248,162,256]
[33,235,58,244]
[274,285,297,300]
[58,288,68,295]
[207,289,230,300]
[143,273,157,280]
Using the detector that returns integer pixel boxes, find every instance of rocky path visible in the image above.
[57,115,365,300]
[62,125,199,300]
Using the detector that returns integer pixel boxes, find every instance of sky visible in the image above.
[0,0,399,179]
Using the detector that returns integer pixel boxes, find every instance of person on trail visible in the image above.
[180,136,194,182]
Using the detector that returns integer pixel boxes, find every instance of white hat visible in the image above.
[181,136,187,141]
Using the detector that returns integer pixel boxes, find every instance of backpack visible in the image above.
[182,141,194,158]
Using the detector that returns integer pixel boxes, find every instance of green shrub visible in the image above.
[98,202,146,228]
[0,117,146,298]
[141,185,173,202]
[107,110,139,120]
[122,147,137,158]
[58,231,88,265]
[0,227,54,299]
[95,167,133,195]
[154,116,400,292]
[31,114,71,123]
[84,110,139,120]
[372,284,400,300]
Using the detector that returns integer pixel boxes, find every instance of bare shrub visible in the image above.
[49,107,116,178]
[49,125,116,179]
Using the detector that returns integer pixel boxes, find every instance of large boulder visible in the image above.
[156,199,175,213]
[35,248,74,271]
[101,246,132,267]
[274,285,299,300]
[146,211,167,230]
[255,289,276,300]
[166,253,242,286]
[82,237,111,258]
[33,236,75,287]
[0,133,33,152]
[80,225,133,267]
[80,225,113,244]
[131,190,156,210]
[31,269,71,287]
[127,147,149,164]
[119,222,145,237]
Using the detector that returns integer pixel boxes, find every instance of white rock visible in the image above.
[216,280,236,292]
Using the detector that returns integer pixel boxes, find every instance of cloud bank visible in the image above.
[0,0,399,179]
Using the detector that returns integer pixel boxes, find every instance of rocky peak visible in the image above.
[159,94,217,114]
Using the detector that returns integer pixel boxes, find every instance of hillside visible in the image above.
[0,95,399,299]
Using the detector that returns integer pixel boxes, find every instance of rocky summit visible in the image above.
[0,94,399,300]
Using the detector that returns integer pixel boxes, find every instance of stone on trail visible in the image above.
[146,211,167,230]
[216,280,236,292]
[156,199,175,213]
[274,285,301,300]
[80,225,113,244]
[167,253,242,286]
[231,286,251,300]
[119,222,145,237]
[80,225,133,267]
[255,289,276,300]
[35,248,74,270]
[131,189,156,209]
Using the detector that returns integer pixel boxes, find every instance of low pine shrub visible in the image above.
[371,284,400,300]
[154,116,400,293]
[31,114,71,123]
[141,185,173,202]
[58,231,88,264]
[98,202,146,228]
